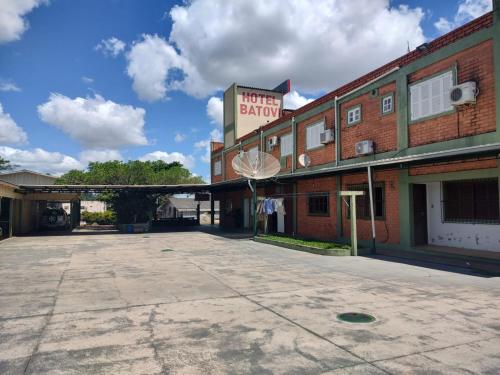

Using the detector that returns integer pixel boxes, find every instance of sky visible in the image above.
[0,0,493,181]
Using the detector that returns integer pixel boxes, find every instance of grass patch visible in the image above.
[259,234,350,250]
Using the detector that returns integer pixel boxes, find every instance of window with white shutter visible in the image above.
[214,160,222,176]
[410,70,454,122]
[280,133,293,157]
[306,121,325,150]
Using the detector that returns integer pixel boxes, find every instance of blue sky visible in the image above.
[0,0,492,180]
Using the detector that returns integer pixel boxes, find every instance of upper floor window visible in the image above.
[347,105,362,125]
[213,160,222,176]
[280,133,293,157]
[381,94,393,114]
[410,70,454,122]
[306,121,325,150]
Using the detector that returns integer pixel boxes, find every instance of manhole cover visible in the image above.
[337,312,375,323]
[161,249,174,252]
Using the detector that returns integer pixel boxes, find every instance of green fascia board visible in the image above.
[408,167,499,183]
[396,75,409,150]
[340,73,399,104]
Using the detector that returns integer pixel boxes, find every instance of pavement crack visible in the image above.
[23,268,67,374]
[146,305,168,375]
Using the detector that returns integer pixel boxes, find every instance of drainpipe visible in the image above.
[291,116,296,173]
[260,129,264,151]
[334,96,339,166]
[367,166,376,254]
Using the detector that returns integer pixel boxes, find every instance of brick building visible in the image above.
[210,3,500,260]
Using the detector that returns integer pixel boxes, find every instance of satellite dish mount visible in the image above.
[232,151,281,236]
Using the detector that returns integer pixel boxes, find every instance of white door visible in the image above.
[243,198,249,229]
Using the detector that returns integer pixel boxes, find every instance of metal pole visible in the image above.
[350,196,357,256]
[210,198,215,225]
[367,166,376,254]
[252,180,257,237]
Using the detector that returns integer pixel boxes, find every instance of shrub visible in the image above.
[81,210,116,225]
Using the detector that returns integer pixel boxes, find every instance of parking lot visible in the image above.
[1,231,499,374]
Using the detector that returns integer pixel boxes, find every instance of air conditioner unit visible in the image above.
[267,136,279,149]
[355,140,374,156]
[320,129,335,144]
[450,81,477,106]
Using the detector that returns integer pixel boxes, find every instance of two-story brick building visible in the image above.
[210,3,500,261]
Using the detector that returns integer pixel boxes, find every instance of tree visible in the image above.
[56,160,205,224]
[0,157,11,171]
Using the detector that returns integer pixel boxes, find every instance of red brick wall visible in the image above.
[341,170,400,245]
[408,40,495,147]
[340,82,398,160]
[296,177,337,240]
[224,149,240,181]
[409,157,498,176]
[296,109,335,169]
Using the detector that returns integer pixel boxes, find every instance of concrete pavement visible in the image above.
[0,231,499,374]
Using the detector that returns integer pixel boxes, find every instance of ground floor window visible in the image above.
[308,193,329,216]
[442,179,499,224]
[347,183,385,219]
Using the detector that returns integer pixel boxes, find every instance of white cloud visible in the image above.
[0,0,47,44]
[0,103,28,145]
[139,151,195,169]
[206,96,223,127]
[0,80,21,92]
[174,132,186,142]
[37,93,148,149]
[79,149,122,165]
[434,0,492,34]
[95,37,126,57]
[283,90,314,110]
[126,0,425,101]
[81,76,94,84]
[0,146,83,175]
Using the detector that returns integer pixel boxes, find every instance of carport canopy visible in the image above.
[16,183,212,194]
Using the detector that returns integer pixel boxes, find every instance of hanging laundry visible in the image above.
[275,198,286,215]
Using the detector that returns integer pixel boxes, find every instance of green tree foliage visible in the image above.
[56,160,205,224]
[81,211,116,225]
[0,157,11,171]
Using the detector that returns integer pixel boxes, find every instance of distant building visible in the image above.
[0,169,57,185]
[63,200,107,214]
[157,197,219,224]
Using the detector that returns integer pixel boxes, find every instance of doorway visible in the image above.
[0,197,12,239]
[413,184,428,246]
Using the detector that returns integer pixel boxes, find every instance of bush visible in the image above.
[81,211,116,225]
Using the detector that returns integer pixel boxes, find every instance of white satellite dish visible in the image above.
[298,154,311,167]
[232,151,281,179]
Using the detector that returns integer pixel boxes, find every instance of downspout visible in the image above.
[367,166,376,254]
[260,129,264,151]
[334,96,339,166]
[291,116,296,173]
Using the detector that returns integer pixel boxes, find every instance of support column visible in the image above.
[196,203,200,225]
[210,198,215,225]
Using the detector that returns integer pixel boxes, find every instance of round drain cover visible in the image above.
[337,312,375,323]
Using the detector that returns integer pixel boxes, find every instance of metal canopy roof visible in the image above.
[17,183,211,194]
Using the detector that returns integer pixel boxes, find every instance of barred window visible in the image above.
[443,179,499,224]
[308,193,329,216]
[347,183,385,220]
